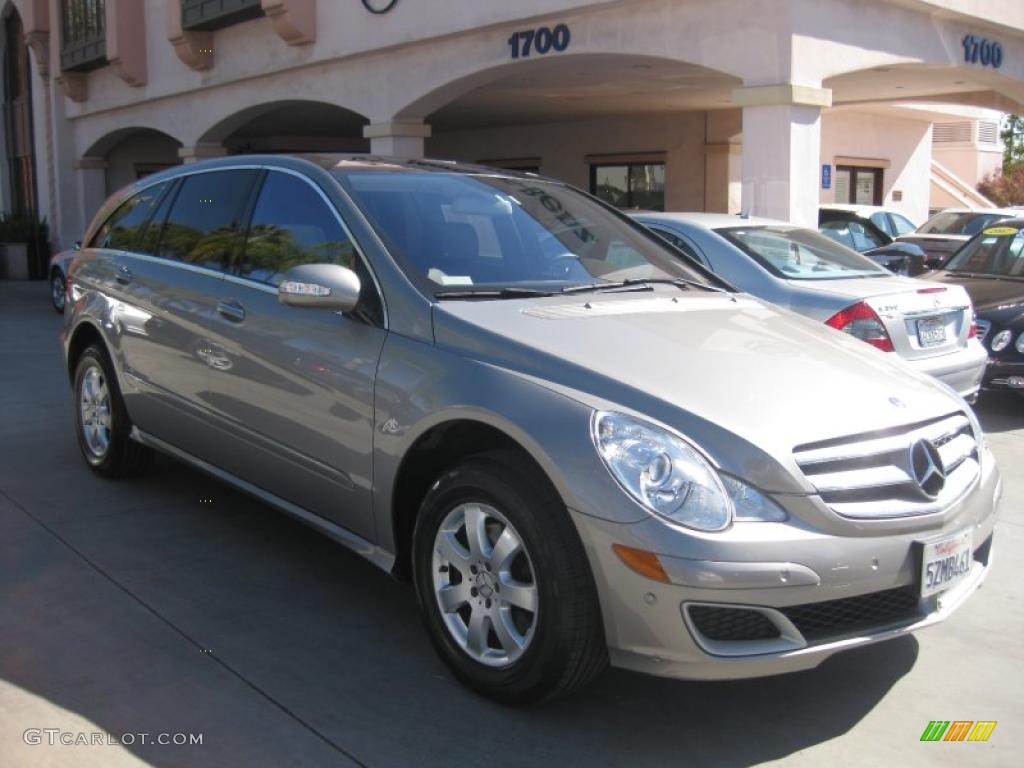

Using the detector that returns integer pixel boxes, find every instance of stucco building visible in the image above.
[1,0,1023,250]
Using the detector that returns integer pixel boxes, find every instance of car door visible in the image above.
[115,168,260,462]
[201,169,387,541]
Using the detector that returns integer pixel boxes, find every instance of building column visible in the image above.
[178,143,229,164]
[733,84,831,227]
[363,121,431,158]
[77,157,108,232]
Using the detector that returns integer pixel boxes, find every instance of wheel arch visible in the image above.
[388,416,568,582]
[66,320,112,384]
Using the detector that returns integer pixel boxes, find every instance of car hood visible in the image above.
[925,271,1024,314]
[432,290,963,493]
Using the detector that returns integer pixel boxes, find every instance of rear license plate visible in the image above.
[920,531,973,598]
[917,317,947,347]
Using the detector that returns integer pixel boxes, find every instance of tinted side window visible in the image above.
[157,170,259,270]
[89,183,168,250]
[649,226,706,266]
[238,172,356,285]
[238,172,383,325]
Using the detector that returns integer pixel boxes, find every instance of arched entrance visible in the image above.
[399,54,741,212]
[198,100,370,154]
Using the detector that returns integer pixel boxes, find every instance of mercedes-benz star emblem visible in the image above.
[909,439,946,499]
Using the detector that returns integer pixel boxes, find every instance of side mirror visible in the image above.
[924,256,945,270]
[278,263,360,312]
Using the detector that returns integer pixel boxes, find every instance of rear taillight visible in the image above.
[969,320,978,339]
[825,301,895,352]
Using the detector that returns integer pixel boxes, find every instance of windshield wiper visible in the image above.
[434,287,557,300]
[561,277,724,295]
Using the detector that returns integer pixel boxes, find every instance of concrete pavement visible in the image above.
[1,280,1021,767]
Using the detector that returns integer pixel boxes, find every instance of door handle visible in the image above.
[217,298,246,323]
[115,264,133,284]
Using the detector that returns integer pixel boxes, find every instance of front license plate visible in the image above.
[920,531,973,598]
[917,317,947,347]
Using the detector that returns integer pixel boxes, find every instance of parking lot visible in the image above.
[0,279,1021,768]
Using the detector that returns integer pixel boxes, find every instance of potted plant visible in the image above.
[0,213,49,280]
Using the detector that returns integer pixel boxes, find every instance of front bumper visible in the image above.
[572,450,1001,681]
[903,341,988,400]
[983,358,1024,392]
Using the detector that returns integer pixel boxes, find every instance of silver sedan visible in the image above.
[633,212,988,400]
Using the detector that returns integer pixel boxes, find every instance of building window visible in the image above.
[834,166,883,206]
[590,162,665,211]
[182,0,265,32]
[60,0,107,72]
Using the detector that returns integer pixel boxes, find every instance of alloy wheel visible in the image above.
[431,502,539,667]
[80,365,112,458]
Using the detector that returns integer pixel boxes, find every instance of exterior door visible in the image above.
[202,170,387,541]
[115,169,259,462]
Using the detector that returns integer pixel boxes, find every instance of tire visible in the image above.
[412,450,607,704]
[73,345,153,478]
[51,269,66,313]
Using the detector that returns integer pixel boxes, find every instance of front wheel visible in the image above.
[412,451,607,704]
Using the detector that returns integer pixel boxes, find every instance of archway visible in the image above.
[197,100,370,154]
[399,53,741,212]
[83,127,183,197]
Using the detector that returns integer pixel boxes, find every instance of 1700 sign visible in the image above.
[962,34,1002,69]
[508,24,571,59]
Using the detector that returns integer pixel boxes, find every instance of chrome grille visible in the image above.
[975,318,991,344]
[794,413,980,519]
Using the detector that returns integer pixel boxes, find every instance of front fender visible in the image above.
[371,333,649,554]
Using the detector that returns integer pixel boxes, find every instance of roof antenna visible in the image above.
[739,206,751,219]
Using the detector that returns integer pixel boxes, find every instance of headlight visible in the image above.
[991,329,1012,351]
[721,475,788,522]
[1016,332,1024,354]
[593,412,731,530]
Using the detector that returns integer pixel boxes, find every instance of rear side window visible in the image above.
[236,171,356,286]
[156,170,259,270]
[89,183,168,251]
[648,226,706,266]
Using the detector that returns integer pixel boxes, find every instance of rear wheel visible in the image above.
[73,345,153,477]
[51,269,65,313]
[412,451,607,704]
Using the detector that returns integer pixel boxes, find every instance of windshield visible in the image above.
[945,225,1024,277]
[334,170,719,296]
[717,225,888,280]
[918,212,1008,236]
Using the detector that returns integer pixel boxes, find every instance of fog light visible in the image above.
[1007,377,1024,389]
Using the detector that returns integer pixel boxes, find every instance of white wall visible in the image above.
[819,110,933,223]
[428,112,707,211]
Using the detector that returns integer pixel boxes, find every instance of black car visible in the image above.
[925,218,1024,396]
[898,209,1023,268]
[819,207,929,276]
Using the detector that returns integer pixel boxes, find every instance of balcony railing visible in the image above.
[182,0,265,31]
[60,0,106,72]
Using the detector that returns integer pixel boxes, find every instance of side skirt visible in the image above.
[131,426,396,573]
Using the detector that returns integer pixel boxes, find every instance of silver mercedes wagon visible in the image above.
[63,156,1001,703]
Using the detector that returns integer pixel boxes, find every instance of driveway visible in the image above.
[1,280,1021,767]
